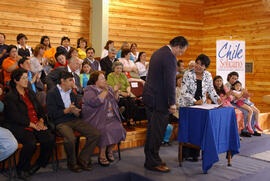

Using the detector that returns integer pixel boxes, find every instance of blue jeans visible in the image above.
[0,127,18,161]
[163,124,173,142]
[232,103,256,132]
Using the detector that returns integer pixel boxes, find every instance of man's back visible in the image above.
[143,46,177,113]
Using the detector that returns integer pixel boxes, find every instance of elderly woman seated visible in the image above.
[3,68,54,180]
[82,71,126,166]
[107,61,137,128]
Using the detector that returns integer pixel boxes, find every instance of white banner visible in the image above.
[216,40,245,87]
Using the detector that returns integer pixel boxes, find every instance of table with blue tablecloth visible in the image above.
[177,107,240,173]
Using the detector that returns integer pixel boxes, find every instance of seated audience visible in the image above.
[67,47,82,75]
[231,80,263,134]
[77,37,87,60]
[84,47,101,71]
[30,44,48,82]
[56,36,71,56]
[19,57,46,105]
[162,124,173,146]
[40,36,56,67]
[2,45,20,85]
[170,74,183,122]
[116,41,129,59]
[54,52,67,69]
[46,57,83,101]
[82,71,126,166]
[225,71,260,137]
[119,49,140,79]
[184,60,195,73]
[4,68,54,180]
[213,75,244,134]
[101,40,114,59]
[100,47,118,78]
[17,33,33,59]
[0,33,9,65]
[130,43,139,62]
[80,61,91,88]
[177,60,184,75]
[107,61,137,128]
[46,71,100,172]
[163,74,183,146]
[179,54,221,161]
[135,52,148,81]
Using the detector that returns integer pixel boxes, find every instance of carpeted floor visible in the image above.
[239,134,270,157]
[1,135,270,181]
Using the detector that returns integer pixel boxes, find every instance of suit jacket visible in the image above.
[45,66,83,94]
[142,46,177,113]
[100,56,118,77]
[46,86,80,125]
[3,88,46,130]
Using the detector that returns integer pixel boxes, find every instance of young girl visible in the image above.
[80,61,91,88]
[231,80,263,134]
[54,52,67,69]
[213,76,244,134]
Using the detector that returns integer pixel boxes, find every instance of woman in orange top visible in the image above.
[2,45,20,85]
[40,36,56,67]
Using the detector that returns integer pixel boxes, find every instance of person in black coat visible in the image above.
[3,68,54,180]
[46,71,100,172]
[100,47,118,78]
[142,36,188,172]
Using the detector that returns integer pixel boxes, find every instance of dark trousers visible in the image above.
[144,107,169,167]
[118,97,136,120]
[56,119,100,165]
[9,127,54,172]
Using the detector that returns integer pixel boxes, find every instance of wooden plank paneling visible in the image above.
[0,0,90,48]
[108,0,203,62]
[202,0,270,112]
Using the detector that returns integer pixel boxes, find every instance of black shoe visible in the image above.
[17,170,31,181]
[29,163,41,175]
[240,132,252,137]
[253,131,262,136]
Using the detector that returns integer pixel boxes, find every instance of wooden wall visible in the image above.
[202,0,270,112]
[108,0,204,61]
[0,0,90,48]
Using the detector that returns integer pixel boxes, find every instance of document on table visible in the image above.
[189,104,223,110]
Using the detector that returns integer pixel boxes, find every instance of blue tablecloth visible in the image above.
[178,107,240,173]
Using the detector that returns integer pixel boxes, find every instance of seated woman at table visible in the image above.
[107,61,137,128]
[179,54,221,161]
[82,71,126,166]
[213,75,244,134]
[231,81,263,134]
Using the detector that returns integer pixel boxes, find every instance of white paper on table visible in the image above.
[189,104,222,110]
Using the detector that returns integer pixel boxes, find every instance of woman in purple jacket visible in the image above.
[82,71,126,167]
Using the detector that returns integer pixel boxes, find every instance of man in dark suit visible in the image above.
[46,57,83,101]
[143,36,188,172]
[100,47,118,78]
[46,71,100,172]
